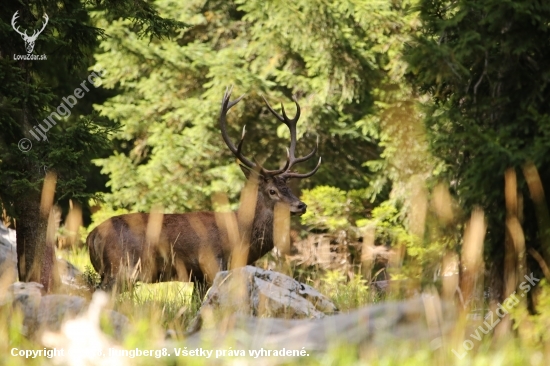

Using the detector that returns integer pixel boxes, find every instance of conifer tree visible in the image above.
[0,0,186,291]
[91,0,406,214]
[406,0,550,279]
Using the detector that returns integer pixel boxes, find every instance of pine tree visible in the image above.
[91,0,406,215]
[406,0,550,280]
[0,0,186,291]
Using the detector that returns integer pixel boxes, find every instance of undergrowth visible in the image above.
[2,246,545,365]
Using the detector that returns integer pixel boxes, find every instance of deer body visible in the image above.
[87,87,320,293]
[88,212,217,286]
[88,178,288,289]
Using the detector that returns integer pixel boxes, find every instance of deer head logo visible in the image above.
[11,11,48,54]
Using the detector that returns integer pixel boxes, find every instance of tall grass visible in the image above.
[1,242,549,365]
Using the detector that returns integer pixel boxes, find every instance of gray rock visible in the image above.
[4,282,44,336]
[56,257,91,296]
[37,294,88,333]
[207,266,335,315]
[185,295,455,361]
[0,223,17,282]
[5,281,128,341]
[41,291,130,366]
[187,266,337,334]
[57,257,82,285]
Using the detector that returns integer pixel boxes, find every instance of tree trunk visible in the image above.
[15,192,58,292]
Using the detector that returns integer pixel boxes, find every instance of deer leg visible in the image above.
[99,274,116,292]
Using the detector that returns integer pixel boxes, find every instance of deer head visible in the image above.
[11,11,49,54]
[219,86,321,215]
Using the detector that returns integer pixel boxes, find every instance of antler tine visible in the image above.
[219,86,256,169]
[262,95,320,179]
[281,136,321,179]
[282,157,322,179]
[258,148,291,176]
[281,96,301,124]
[235,125,248,159]
[262,94,300,161]
[261,95,285,122]
[261,95,301,123]
[280,98,300,161]
[292,135,319,164]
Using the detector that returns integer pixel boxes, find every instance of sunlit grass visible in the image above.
[4,243,550,365]
[117,282,195,328]
[57,245,197,327]
[129,282,193,304]
[317,270,373,310]
[57,245,92,272]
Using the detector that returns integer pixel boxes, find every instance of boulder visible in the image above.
[56,257,91,296]
[181,267,455,362]
[189,266,337,332]
[184,294,455,361]
[1,281,43,336]
[42,291,130,366]
[4,281,128,341]
[0,222,17,283]
[205,266,336,317]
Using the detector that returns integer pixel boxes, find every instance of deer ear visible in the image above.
[239,164,263,179]
[239,164,269,182]
[239,164,252,178]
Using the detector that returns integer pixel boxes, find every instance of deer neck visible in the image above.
[237,192,274,264]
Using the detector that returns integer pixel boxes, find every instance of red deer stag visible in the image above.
[87,86,321,296]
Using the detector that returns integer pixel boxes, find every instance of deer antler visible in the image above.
[261,95,321,180]
[219,86,256,169]
[221,86,294,177]
[220,86,321,179]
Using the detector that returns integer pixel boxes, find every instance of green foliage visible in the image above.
[358,198,454,283]
[0,0,188,218]
[93,0,189,40]
[90,0,411,213]
[318,270,370,311]
[5,0,550,362]
[0,0,189,287]
[300,186,368,231]
[406,0,550,264]
[82,265,101,288]
[358,201,412,246]
[510,279,550,345]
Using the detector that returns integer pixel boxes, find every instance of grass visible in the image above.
[57,245,91,273]
[57,245,198,329]
[0,245,545,365]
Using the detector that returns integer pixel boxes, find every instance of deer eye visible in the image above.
[269,189,277,195]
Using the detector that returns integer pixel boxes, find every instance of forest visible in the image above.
[1,0,550,364]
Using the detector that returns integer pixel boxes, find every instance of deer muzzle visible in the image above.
[290,201,307,216]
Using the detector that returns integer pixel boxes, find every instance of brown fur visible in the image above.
[87,175,306,291]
